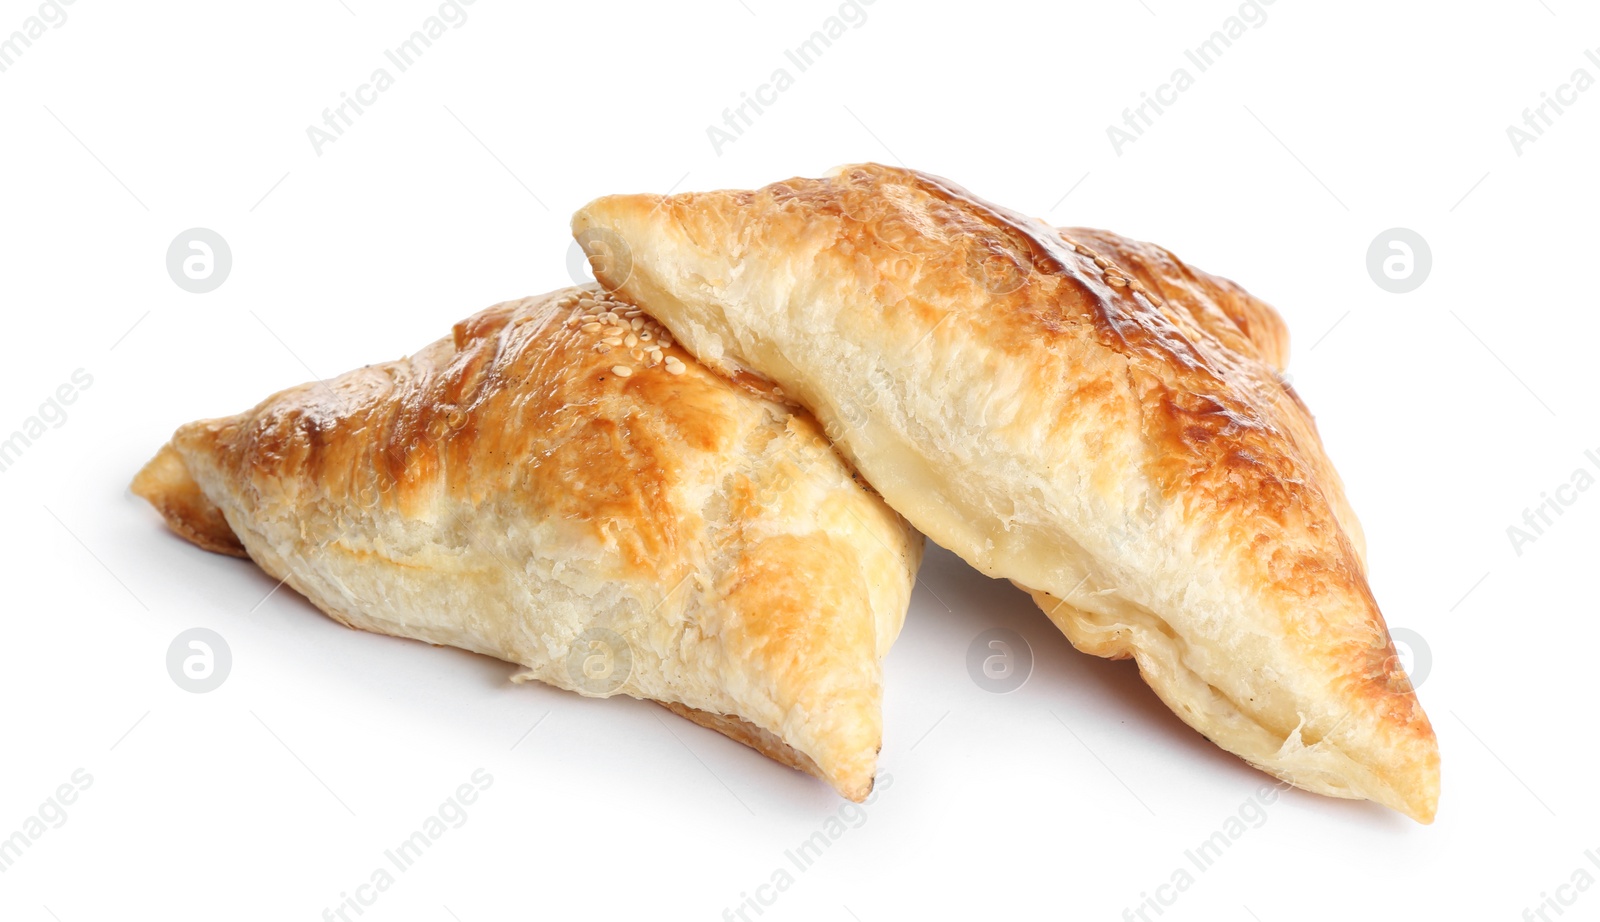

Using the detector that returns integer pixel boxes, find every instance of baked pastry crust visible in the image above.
[574,164,1440,821]
[132,286,922,801]
[1060,227,1291,371]
[1057,227,1367,568]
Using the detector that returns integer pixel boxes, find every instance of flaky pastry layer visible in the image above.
[133,286,922,801]
[574,164,1439,821]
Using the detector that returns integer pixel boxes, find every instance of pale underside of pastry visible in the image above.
[573,164,1440,822]
[132,286,923,801]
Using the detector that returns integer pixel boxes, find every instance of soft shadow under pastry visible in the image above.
[572,164,1440,822]
[132,286,922,801]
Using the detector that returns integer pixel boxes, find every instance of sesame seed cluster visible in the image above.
[559,287,687,378]
[1062,236,1158,302]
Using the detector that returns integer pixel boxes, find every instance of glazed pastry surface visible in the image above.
[133,286,922,801]
[574,164,1439,821]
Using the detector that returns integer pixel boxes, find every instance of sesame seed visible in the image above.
[631,349,644,361]
[638,330,653,342]
[624,334,638,348]
[665,363,685,375]
[611,365,632,377]
[1107,276,1128,287]
[581,322,602,333]
[594,343,611,353]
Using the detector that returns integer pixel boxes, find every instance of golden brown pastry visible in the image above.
[573,164,1440,821]
[1057,227,1367,569]
[132,286,922,801]
[1057,227,1290,371]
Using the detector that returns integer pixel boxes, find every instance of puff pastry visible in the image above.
[573,164,1441,821]
[132,286,922,801]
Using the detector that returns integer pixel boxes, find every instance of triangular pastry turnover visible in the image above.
[573,164,1440,821]
[133,286,922,801]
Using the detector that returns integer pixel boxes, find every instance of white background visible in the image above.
[2,1,1596,919]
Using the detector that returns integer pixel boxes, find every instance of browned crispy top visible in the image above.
[764,166,1330,533]
[1059,227,1290,370]
[878,165,1388,664]
[606,162,1422,739]
[173,288,784,579]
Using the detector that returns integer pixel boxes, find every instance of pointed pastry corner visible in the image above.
[816,748,877,804]
[571,193,672,301]
[1353,740,1439,825]
[1277,675,1440,824]
[1404,764,1440,825]
[131,441,247,558]
[1358,651,1442,824]
[659,702,879,802]
[836,770,876,804]
[571,193,658,246]
[1391,726,1441,824]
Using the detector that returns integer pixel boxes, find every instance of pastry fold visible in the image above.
[133,286,922,801]
[573,164,1440,821]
